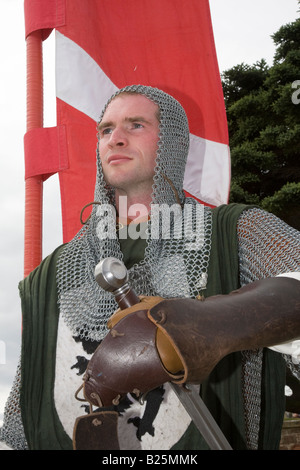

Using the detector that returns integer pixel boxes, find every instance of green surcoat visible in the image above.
[19,203,285,450]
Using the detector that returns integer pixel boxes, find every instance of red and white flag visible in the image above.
[24,0,230,243]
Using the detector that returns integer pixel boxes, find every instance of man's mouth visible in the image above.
[107,154,132,165]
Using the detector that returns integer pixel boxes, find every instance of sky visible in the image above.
[0,0,299,428]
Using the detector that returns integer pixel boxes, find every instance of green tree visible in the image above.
[222,8,300,229]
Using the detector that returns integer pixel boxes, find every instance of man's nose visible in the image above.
[108,128,128,147]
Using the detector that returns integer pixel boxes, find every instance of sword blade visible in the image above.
[170,383,232,450]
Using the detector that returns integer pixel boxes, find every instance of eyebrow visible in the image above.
[97,115,157,132]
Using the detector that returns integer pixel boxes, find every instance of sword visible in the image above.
[95,257,232,450]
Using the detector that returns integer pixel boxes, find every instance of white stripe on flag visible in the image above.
[56,31,230,206]
[185,135,230,206]
[56,31,118,122]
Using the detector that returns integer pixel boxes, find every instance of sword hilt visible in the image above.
[94,257,140,309]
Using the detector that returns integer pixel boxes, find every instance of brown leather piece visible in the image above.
[73,411,119,450]
[156,327,183,373]
[148,276,300,384]
[108,295,183,374]
[83,310,172,407]
[107,296,163,328]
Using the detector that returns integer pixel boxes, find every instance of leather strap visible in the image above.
[83,310,175,407]
[73,411,119,450]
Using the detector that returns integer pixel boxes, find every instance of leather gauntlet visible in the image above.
[83,276,300,408]
[83,296,182,408]
[149,276,300,384]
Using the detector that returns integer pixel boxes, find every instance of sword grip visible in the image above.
[114,286,140,310]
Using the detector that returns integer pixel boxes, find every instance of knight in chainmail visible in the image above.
[1,85,300,451]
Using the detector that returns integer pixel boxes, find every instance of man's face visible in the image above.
[98,93,160,196]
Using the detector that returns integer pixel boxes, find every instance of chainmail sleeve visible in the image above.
[237,207,300,449]
[0,361,28,450]
[237,207,300,285]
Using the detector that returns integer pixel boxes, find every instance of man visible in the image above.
[1,85,300,451]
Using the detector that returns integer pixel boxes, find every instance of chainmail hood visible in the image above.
[94,84,189,207]
[56,85,213,342]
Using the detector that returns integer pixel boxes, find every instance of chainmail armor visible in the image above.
[0,362,28,450]
[57,85,213,342]
[237,207,300,450]
[1,86,299,450]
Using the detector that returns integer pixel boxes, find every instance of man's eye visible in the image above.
[132,122,143,129]
[101,128,112,135]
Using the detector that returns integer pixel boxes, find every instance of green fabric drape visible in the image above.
[19,245,73,450]
[19,204,285,450]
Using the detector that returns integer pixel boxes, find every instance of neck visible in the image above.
[116,189,152,224]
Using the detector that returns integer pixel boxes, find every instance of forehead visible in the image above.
[101,93,159,121]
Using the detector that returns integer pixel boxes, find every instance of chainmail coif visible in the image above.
[56,85,213,342]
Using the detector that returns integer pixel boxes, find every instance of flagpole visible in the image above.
[24,30,43,278]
